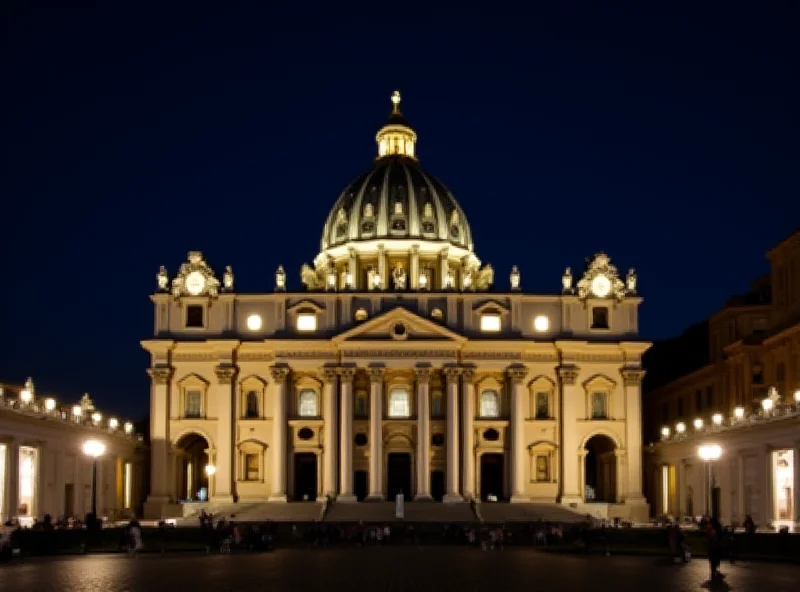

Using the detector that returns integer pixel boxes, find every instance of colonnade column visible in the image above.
[440,248,450,288]
[415,365,432,500]
[443,365,463,503]
[621,367,647,507]
[338,367,357,502]
[367,366,385,500]
[269,365,289,502]
[377,244,387,288]
[145,366,172,511]
[461,367,476,500]
[213,364,237,503]
[508,365,528,503]
[558,365,582,505]
[410,244,420,289]
[322,368,339,498]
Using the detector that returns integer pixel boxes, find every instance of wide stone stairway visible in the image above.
[324,501,478,523]
[478,502,586,524]
[173,502,324,525]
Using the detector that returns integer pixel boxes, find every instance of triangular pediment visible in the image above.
[333,307,466,344]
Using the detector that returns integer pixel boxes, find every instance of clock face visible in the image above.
[185,271,206,296]
[591,274,611,298]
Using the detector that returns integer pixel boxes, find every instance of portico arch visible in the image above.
[174,432,211,502]
[583,434,618,503]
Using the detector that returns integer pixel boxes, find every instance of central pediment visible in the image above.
[332,307,466,344]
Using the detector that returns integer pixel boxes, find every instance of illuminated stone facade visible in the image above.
[144,93,651,521]
[0,381,146,524]
[645,229,800,528]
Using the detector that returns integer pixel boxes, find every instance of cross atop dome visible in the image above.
[391,90,402,114]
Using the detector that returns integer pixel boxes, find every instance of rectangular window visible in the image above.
[185,390,202,418]
[296,313,317,332]
[677,397,684,418]
[298,390,318,417]
[245,454,259,481]
[389,389,411,418]
[591,392,607,419]
[355,393,368,418]
[705,386,713,409]
[695,390,702,412]
[431,393,443,418]
[535,392,549,419]
[661,402,669,423]
[480,314,501,332]
[124,462,133,509]
[536,455,549,481]
[591,307,609,329]
[186,305,204,328]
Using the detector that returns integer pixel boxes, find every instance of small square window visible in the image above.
[536,456,549,481]
[296,313,317,332]
[245,454,259,481]
[186,305,204,328]
[591,307,609,329]
[480,314,501,332]
[535,392,549,419]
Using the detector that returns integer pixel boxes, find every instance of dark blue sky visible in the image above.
[2,2,798,420]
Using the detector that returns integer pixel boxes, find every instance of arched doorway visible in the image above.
[584,435,617,503]
[175,433,210,501]
[480,454,504,501]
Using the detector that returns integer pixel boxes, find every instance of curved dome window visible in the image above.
[335,209,348,240]
[298,427,315,440]
[361,219,375,235]
[392,218,406,231]
[431,308,444,321]
[483,428,500,442]
[421,220,435,234]
[364,203,374,218]
[450,224,460,240]
[394,201,404,215]
[423,202,434,218]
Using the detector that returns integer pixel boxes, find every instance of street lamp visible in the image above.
[698,444,723,519]
[83,440,106,527]
[205,465,216,499]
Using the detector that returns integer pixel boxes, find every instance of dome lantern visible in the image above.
[376,90,417,160]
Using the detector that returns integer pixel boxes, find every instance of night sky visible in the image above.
[2,2,798,421]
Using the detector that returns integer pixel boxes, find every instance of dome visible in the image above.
[320,91,473,252]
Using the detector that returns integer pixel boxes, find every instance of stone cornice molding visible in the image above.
[557,365,580,386]
[620,367,646,386]
[270,365,290,382]
[506,365,529,384]
[214,364,238,385]
[147,366,173,385]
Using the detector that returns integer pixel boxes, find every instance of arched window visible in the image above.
[388,388,411,418]
[431,392,443,418]
[245,391,259,418]
[298,390,318,417]
[480,390,499,418]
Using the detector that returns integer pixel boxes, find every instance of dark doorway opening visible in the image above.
[175,433,210,501]
[480,454,504,501]
[387,453,412,501]
[354,470,368,501]
[293,453,317,501]
[64,484,74,517]
[431,470,445,501]
[584,435,616,502]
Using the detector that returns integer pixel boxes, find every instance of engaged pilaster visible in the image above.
[338,366,357,502]
[461,366,477,500]
[213,364,238,503]
[367,365,385,499]
[269,365,290,502]
[415,365,432,500]
[507,365,529,502]
[443,365,463,502]
[558,365,581,504]
[322,367,339,498]
[621,367,646,504]
[146,365,173,505]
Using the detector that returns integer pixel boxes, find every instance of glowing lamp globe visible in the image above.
[20,388,32,403]
[661,426,670,438]
[712,413,723,426]
[108,418,119,430]
[698,444,722,462]
[82,440,105,458]
[205,464,217,477]
[794,390,800,403]
[45,398,57,411]
[124,421,134,434]
[675,422,686,434]
[733,407,745,420]
[693,418,704,430]
[761,398,774,412]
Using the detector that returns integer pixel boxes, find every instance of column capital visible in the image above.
[322,366,339,383]
[270,364,290,382]
[443,365,462,383]
[620,367,646,386]
[338,366,357,383]
[415,364,432,383]
[557,364,581,385]
[461,365,477,383]
[368,365,386,383]
[506,364,528,384]
[147,365,173,385]
[214,364,238,385]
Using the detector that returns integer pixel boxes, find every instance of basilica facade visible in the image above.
[143,92,650,521]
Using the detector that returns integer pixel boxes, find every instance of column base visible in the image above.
[366,494,385,502]
[267,494,288,503]
[443,493,465,503]
[414,493,434,502]
[211,494,234,504]
[337,494,358,503]
[510,495,531,504]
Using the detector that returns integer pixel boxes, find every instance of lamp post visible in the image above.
[698,444,722,519]
[83,440,106,527]
[205,464,216,499]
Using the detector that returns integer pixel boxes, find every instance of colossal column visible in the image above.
[322,367,339,498]
[621,367,647,512]
[461,366,476,500]
[338,366,357,502]
[146,365,173,508]
[367,366,385,500]
[269,365,290,502]
[415,365,432,500]
[213,364,237,503]
[443,365,463,502]
[558,365,582,505]
[508,365,529,502]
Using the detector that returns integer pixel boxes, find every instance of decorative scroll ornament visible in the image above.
[576,253,626,301]
[476,263,494,290]
[301,263,326,291]
[171,251,221,298]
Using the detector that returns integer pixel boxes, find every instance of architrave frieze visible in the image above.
[237,352,275,362]
[462,351,522,361]
[275,350,338,360]
[173,353,216,362]
[342,349,458,359]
